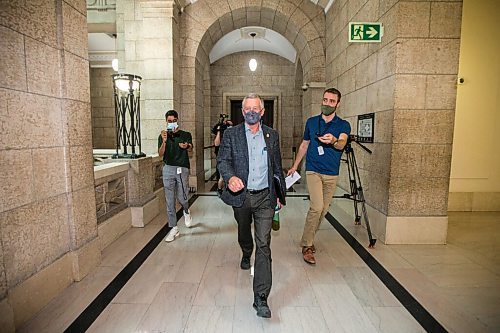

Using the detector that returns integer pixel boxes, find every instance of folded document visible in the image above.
[285,172,301,189]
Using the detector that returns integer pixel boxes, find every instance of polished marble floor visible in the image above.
[20,181,499,333]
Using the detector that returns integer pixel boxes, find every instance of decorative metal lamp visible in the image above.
[111,73,146,159]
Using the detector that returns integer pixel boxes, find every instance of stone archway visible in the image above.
[182,0,325,82]
[179,0,326,189]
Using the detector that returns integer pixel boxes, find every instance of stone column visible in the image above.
[116,0,179,155]
[326,0,462,244]
[61,0,101,282]
[384,1,462,244]
[0,0,99,329]
[297,83,324,170]
[302,82,326,120]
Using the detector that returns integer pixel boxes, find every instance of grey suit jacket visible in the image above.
[217,123,286,208]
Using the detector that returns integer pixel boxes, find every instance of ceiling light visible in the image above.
[249,32,257,72]
[249,58,257,72]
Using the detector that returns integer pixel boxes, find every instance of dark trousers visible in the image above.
[233,189,274,297]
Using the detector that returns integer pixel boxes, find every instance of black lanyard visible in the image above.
[316,115,334,137]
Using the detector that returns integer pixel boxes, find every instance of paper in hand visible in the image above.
[285,172,301,189]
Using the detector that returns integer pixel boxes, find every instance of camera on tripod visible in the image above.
[333,133,376,248]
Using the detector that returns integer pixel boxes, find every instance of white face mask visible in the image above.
[167,122,178,131]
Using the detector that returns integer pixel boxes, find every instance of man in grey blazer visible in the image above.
[217,93,286,319]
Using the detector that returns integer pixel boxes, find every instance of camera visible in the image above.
[167,128,176,137]
[216,113,229,127]
[301,83,309,91]
[212,115,231,135]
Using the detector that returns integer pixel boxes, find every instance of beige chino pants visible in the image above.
[300,171,338,247]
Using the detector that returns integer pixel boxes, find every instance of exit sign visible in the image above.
[349,22,383,42]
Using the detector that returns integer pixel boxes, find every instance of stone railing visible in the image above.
[153,156,164,192]
[87,0,116,11]
[87,0,116,27]
[93,152,165,226]
[94,162,129,223]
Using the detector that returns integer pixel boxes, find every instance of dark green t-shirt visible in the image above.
[158,130,192,168]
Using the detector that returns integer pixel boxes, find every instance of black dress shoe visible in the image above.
[240,257,251,270]
[253,293,271,318]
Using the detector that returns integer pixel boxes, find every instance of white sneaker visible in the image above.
[165,226,179,242]
[184,210,193,228]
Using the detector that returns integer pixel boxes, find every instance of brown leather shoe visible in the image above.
[302,246,316,265]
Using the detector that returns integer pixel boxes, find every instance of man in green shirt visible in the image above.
[158,110,193,242]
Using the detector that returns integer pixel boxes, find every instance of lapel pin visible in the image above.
[266,133,269,138]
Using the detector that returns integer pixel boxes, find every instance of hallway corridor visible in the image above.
[2,1,499,332]
[19,190,499,333]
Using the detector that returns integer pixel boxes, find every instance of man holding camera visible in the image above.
[158,110,193,242]
[217,93,286,319]
[212,114,233,194]
[287,88,351,265]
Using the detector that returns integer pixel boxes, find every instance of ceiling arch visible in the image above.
[181,0,326,83]
[209,27,297,64]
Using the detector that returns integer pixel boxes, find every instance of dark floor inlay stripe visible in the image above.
[325,212,448,333]
[64,195,199,333]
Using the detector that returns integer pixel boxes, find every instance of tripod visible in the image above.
[334,135,377,248]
